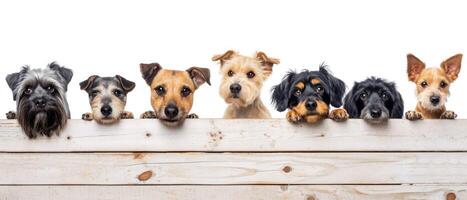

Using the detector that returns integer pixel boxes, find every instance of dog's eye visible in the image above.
[421,81,428,88]
[294,89,302,97]
[113,90,123,97]
[46,86,55,94]
[247,71,255,79]
[440,81,448,88]
[381,92,389,101]
[227,70,234,77]
[181,87,192,97]
[24,88,33,95]
[316,85,323,92]
[360,92,368,100]
[91,90,99,97]
[155,86,165,95]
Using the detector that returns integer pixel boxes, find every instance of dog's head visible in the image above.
[140,63,210,126]
[5,62,73,138]
[272,65,346,122]
[212,50,279,107]
[407,54,462,111]
[80,75,135,124]
[344,77,404,123]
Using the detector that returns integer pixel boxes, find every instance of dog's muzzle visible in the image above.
[101,105,113,117]
[305,100,317,111]
[430,95,440,106]
[230,83,241,98]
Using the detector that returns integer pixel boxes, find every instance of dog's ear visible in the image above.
[407,54,425,82]
[140,63,162,85]
[115,75,136,93]
[79,75,99,91]
[6,66,29,101]
[212,50,236,66]
[391,88,404,118]
[48,62,73,86]
[271,71,296,112]
[256,51,280,78]
[319,65,346,107]
[186,67,211,88]
[441,54,462,81]
[343,83,359,118]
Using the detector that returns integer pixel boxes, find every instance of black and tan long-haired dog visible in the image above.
[271,65,348,123]
[343,77,404,123]
[80,75,136,124]
[139,63,210,126]
[5,62,73,138]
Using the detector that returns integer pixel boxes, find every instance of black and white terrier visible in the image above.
[5,62,73,138]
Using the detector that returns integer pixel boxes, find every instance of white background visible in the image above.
[0,0,466,119]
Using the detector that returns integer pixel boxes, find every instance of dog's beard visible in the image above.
[417,89,448,111]
[360,106,390,124]
[220,84,261,107]
[17,99,67,138]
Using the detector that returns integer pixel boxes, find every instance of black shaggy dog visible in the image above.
[271,65,348,123]
[344,77,404,123]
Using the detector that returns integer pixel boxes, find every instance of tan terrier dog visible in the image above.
[405,54,462,120]
[139,63,210,126]
[212,50,279,118]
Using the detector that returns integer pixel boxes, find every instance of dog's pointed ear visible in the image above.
[320,65,346,107]
[186,67,211,88]
[140,63,162,85]
[391,88,404,118]
[79,75,99,91]
[212,50,236,66]
[48,62,73,86]
[441,54,462,81]
[6,72,21,101]
[343,83,359,118]
[115,75,136,92]
[407,54,425,82]
[271,71,295,112]
[256,51,280,78]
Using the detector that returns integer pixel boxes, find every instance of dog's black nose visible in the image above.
[305,100,317,111]
[165,105,179,119]
[370,109,382,118]
[101,106,112,117]
[430,96,440,105]
[34,98,46,108]
[230,83,242,94]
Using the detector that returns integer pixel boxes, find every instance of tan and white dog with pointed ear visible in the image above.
[212,50,279,118]
[405,54,462,120]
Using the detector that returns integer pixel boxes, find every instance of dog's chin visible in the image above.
[159,117,185,127]
[361,113,389,124]
[94,117,119,125]
[18,107,67,138]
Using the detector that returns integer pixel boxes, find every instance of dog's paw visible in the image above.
[81,113,93,121]
[405,110,423,120]
[441,110,457,119]
[286,110,302,123]
[6,111,16,119]
[121,111,134,119]
[186,113,199,119]
[329,108,349,122]
[140,111,158,119]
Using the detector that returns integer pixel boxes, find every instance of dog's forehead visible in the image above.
[294,71,324,84]
[91,77,121,89]
[419,68,448,82]
[223,56,261,69]
[21,68,64,88]
[151,69,194,87]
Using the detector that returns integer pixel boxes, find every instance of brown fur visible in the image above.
[406,54,462,120]
[286,100,329,123]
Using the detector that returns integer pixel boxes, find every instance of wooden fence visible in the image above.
[0,119,466,199]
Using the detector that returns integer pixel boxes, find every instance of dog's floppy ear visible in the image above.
[48,62,73,86]
[79,75,99,91]
[256,51,280,78]
[319,65,346,107]
[390,85,404,118]
[271,71,296,112]
[115,75,136,93]
[343,83,359,118]
[407,54,425,82]
[186,67,211,88]
[212,50,236,66]
[441,54,462,81]
[140,63,162,85]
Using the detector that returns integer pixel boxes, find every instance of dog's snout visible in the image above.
[101,105,113,117]
[305,100,317,111]
[34,98,47,108]
[430,95,440,105]
[230,83,242,94]
[164,104,179,119]
[370,108,382,118]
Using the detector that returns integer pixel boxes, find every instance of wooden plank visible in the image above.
[1,153,467,185]
[0,185,466,200]
[0,119,467,152]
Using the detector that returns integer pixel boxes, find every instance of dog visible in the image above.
[139,63,210,126]
[343,77,404,123]
[5,62,73,138]
[405,54,462,120]
[271,64,348,123]
[212,50,279,118]
[79,75,136,124]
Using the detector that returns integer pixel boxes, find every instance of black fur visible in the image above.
[344,77,404,120]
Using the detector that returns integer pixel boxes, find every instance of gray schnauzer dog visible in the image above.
[80,75,136,124]
[5,62,73,138]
